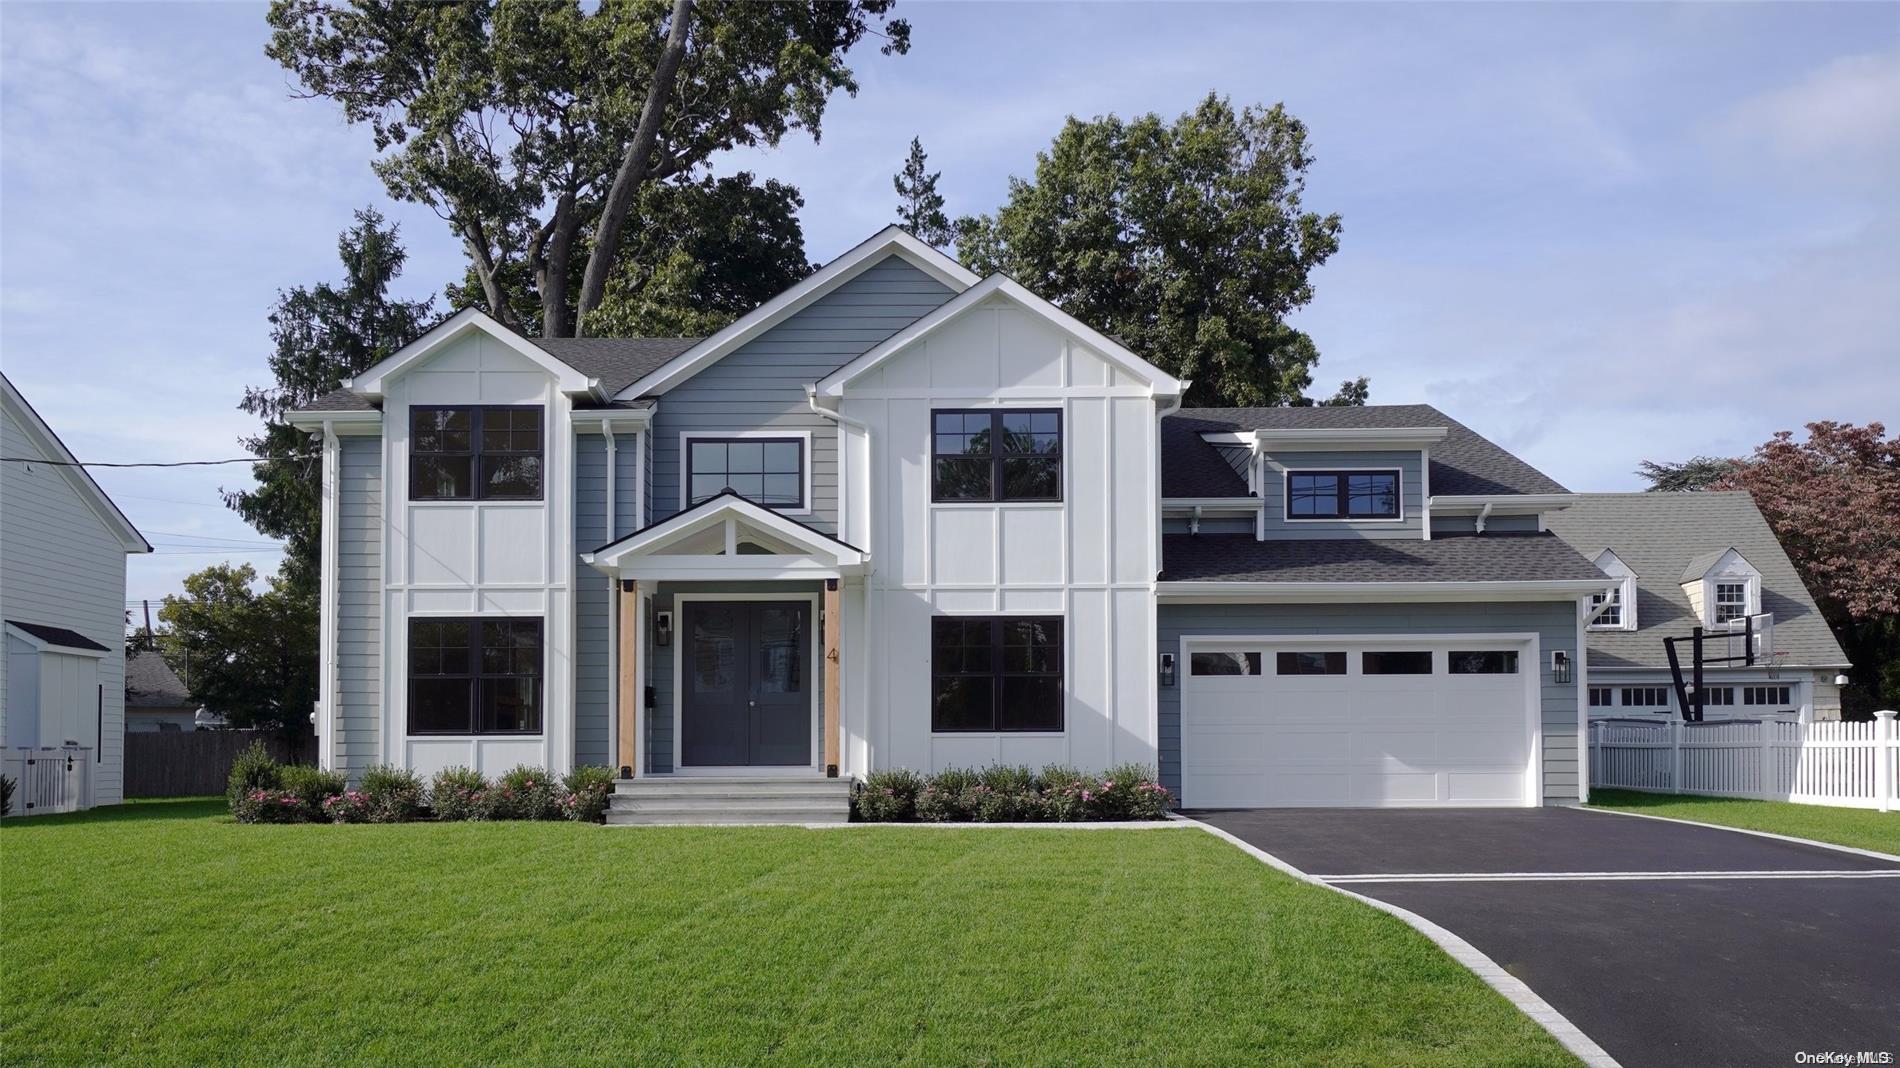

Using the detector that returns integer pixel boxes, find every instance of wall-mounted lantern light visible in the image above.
[1159,652,1176,688]
[1551,650,1571,685]
[1834,673,1850,687]
[653,609,673,648]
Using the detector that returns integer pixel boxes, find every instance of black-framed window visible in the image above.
[1276,651,1347,676]
[1622,686,1670,707]
[408,617,543,734]
[1744,685,1792,707]
[1703,686,1735,706]
[1191,651,1262,676]
[1286,470,1400,520]
[932,409,1062,502]
[1448,650,1518,674]
[1362,650,1433,675]
[686,437,805,509]
[1589,686,1614,707]
[931,616,1063,732]
[410,406,544,501]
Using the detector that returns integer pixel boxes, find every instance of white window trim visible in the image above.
[1280,466,1407,525]
[1588,549,1638,632]
[1709,578,1757,626]
[678,430,814,517]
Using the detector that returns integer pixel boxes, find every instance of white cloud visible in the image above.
[1717,50,1900,178]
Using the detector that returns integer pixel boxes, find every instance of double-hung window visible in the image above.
[408,618,543,735]
[1713,581,1749,625]
[932,409,1062,502]
[1285,470,1400,520]
[931,616,1063,732]
[1589,586,1624,628]
[410,406,543,500]
[686,437,805,509]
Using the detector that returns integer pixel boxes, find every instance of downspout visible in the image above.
[318,419,339,773]
[1156,389,1186,559]
[1475,501,1493,535]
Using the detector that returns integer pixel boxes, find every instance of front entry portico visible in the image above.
[581,491,864,780]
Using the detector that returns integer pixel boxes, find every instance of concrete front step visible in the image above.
[605,775,851,825]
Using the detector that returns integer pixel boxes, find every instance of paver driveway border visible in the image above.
[1178,814,1622,1068]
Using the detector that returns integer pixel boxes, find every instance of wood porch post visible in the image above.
[824,578,841,777]
[618,579,639,777]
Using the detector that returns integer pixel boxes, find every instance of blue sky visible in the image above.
[3,2,1896,604]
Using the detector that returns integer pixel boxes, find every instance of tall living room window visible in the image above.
[408,618,544,734]
[410,406,544,501]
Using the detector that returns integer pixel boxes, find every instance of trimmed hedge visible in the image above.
[853,764,1171,823]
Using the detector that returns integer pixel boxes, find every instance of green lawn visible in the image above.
[1,800,1576,1067]
[1589,789,1900,855]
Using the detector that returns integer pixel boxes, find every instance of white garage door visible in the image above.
[1181,640,1537,808]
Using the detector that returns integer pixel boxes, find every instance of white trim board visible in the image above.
[619,227,978,400]
[1184,818,1621,1068]
[1,374,151,553]
[349,307,601,401]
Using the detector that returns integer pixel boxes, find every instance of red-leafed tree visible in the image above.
[1686,422,1899,716]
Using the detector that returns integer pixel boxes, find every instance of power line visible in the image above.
[146,529,286,545]
[1,456,294,468]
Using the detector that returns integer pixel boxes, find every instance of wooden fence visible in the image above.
[1589,710,1898,812]
[124,731,316,799]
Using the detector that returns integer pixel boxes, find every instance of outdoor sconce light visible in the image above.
[1159,652,1176,688]
[653,609,673,648]
[1835,673,1850,687]
[1551,650,1571,685]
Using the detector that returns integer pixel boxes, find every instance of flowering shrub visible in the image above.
[226,741,282,810]
[360,765,426,823]
[321,790,376,824]
[852,769,922,821]
[853,763,1172,823]
[560,765,616,823]
[231,789,312,824]
[490,765,564,821]
[278,765,347,819]
[430,766,491,822]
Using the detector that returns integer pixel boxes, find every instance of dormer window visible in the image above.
[1589,549,1637,631]
[1713,581,1750,625]
[1680,547,1760,628]
[1285,470,1400,520]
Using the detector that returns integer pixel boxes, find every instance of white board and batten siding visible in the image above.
[838,295,1163,778]
[0,401,131,805]
[376,330,577,779]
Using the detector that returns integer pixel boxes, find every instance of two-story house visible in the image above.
[287,227,1838,822]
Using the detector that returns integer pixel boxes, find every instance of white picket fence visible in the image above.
[1589,710,1899,812]
[3,747,94,816]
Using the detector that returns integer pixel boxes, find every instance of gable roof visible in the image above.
[1545,492,1849,670]
[1,374,151,553]
[1161,404,1568,499]
[813,274,1188,398]
[295,334,698,414]
[345,307,605,400]
[125,649,193,708]
[585,489,865,568]
[614,227,979,400]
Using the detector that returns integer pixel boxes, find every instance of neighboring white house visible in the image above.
[286,226,1850,822]
[124,649,203,732]
[2,373,151,813]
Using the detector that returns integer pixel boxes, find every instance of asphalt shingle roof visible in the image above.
[125,650,193,709]
[1159,532,1604,583]
[5,620,110,652]
[1162,404,1568,499]
[1544,492,1850,670]
[294,337,701,412]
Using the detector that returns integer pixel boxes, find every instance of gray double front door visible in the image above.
[680,600,811,767]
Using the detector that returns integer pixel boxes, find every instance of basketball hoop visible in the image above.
[1769,650,1788,680]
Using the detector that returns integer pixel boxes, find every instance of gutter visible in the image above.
[1157,578,1614,603]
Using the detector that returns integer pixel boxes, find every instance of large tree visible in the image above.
[892,136,952,247]
[447,170,812,337]
[266,0,908,338]
[1644,422,1900,716]
[956,93,1345,408]
[158,564,319,732]
[227,208,434,598]
[1635,455,1744,493]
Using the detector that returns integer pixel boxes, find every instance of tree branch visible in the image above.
[573,0,692,337]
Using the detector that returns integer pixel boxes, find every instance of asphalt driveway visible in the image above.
[1189,807,1900,1068]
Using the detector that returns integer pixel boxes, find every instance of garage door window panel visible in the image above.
[1362,651,1433,675]
[1276,651,1347,675]
[1191,651,1262,676]
[1448,650,1518,674]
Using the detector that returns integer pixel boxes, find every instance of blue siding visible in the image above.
[647,256,953,535]
[574,430,642,770]
[1156,600,1580,803]
[1259,449,1425,540]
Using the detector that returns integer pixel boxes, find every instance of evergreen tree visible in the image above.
[893,136,953,248]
